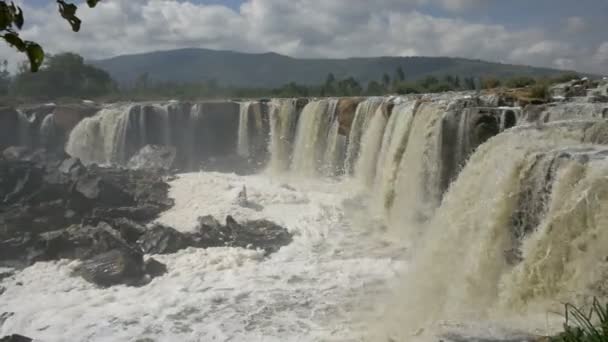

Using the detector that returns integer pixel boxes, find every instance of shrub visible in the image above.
[551,298,608,342]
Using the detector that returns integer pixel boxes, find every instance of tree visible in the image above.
[0,0,100,72]
[505,76,536,88]
[0,59,9,95]
[396,67,405,82]
[382,73,391,89]
[482,77,501,89]
[366,80,384,96]
[12,52,115,99]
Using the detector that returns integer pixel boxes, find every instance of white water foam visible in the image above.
[1,172,404,342]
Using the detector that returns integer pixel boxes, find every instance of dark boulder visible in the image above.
[144,257,167,278]
[197,215,292,254]
[137,224,195,255]
[75,249,148,287]
[0,334,32,342]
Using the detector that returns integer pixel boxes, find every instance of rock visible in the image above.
[0,269,14,281]
[336,98,363,136]
[127,145,177,171]
[0,335,31,342]
[197,215,292,254]
[75,249,146,287]
[144,258,167,278]
[549,79,589,99]
[36,222,133,262]
[137,225,194,255]
[235,186,264,211]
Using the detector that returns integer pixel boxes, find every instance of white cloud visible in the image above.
[0,0,606,75]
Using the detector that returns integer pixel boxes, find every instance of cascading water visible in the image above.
[321,118,345,176]
[373,100,418,213]
[267,99,299,173]
[387,100,448,226]
[353,103,390,186]
[237,101,252,158]
[66,104,133,165]
[345,98,384,175]
[290,99,338,176]
[374,120,608,341]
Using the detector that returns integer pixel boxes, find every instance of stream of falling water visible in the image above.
[267,99,299,173]
[237,101,252,158]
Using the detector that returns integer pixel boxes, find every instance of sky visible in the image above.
[2,0,607,74]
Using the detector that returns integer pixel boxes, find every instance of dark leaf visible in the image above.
[2,32,25,50]
[13,5,23,29]
[0,2,12,29]
[86,0,100,8]
[57,0,81,32]
[25,42,44,72]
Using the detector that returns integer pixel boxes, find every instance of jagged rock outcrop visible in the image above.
[0,148,172,267]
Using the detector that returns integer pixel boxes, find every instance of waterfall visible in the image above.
[267,99,299,173]
[40,113,56,148]
[237,101,252,158]
[376,120,608,341]
[345,98,384,175]
[353,103,389,186]
[373,100,418,212]
[321,118,345,176]
[66,104,132,165]
[387,100,448,225]
[291,100,336,176]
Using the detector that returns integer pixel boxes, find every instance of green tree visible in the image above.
[0,59,9,95]
[366,80,384,96]
[382,73,391,90]
[463,77,476,90]
[396,67,405,82]
[1,0,100,72]
[12,52,115,99]
[505,76,536,88]
[482,77,501,89]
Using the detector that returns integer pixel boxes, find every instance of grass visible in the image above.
[551,298,608,342]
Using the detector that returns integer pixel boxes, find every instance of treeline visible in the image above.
[0,52,583,102]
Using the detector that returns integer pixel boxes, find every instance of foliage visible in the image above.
[551,298,608,342]
[551,73,582,84]
[0,0,99,72]
[11,52,116,99]
[482,77,501,89]
[0,59,9,95]
[529,82,550,99]
[505,76,537,88]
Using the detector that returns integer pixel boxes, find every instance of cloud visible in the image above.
[0,0,606,75]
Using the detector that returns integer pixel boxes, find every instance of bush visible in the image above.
[505,76,537,88]
[551,298,608,342]
[529,83,549,99]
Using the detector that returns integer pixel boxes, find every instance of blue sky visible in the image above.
[3,0,607,74]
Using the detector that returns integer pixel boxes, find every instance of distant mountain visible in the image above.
[92,48,578,88]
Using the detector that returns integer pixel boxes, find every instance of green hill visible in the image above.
[92,48,580,87]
